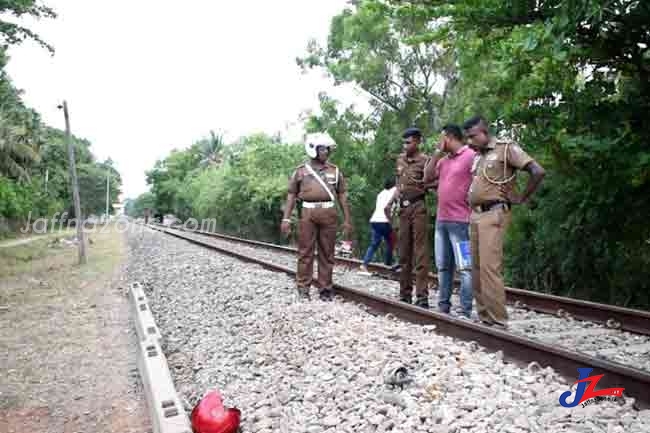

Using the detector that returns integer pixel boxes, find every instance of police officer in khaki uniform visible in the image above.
[463,116,545,327]
[385,127,433,308]
[281,132,353,301]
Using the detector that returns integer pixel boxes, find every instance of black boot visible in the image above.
[297,287,310,300]
[319,288,333,302]
[399,294,412,304]
[415,296,430,309]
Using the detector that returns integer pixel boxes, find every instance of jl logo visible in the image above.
[558,368,625,408]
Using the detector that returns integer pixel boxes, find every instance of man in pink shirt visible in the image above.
[424,124,476,318]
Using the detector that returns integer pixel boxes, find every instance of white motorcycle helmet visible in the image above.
[304,132,337,159]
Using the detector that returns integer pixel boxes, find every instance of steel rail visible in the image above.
[148,224,650,409]
[150,223,650,336]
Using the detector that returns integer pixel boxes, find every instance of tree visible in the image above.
[145,146,202,218]
[196,130,225,168]
[398,0,650,307]
[297,0,455,135]
[0,0,57,53]
[0,51,43,180]
[126,192,156,217]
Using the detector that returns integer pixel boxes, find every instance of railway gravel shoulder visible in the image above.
[158,227,650,374]
[126,226,650,433]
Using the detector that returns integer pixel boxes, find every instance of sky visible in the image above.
[4,0,370,200]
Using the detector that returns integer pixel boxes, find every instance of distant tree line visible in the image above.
[135,0,649,309]
[0,1,122,236]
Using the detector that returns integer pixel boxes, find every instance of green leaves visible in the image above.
[0,1,57,54]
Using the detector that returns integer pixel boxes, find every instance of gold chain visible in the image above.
[480,141,517,185]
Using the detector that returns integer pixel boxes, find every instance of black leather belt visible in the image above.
[400,194,425,208]
[475,201,510,212]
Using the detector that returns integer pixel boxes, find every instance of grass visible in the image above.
[0,224,125,302]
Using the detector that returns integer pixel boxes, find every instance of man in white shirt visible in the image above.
[359,178,397,273]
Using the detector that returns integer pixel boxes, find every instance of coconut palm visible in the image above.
[197,130,225,168]
[0,109,42,181]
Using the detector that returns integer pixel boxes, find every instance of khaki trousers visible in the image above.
[296,207,338,290]
[398,200,430,300]
[469,206,512,324]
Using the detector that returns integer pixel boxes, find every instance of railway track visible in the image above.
[145,223,650,409]
[152,222,650,337]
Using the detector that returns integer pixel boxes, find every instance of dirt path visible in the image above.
[0,226,150,433]
[0,229,76,249]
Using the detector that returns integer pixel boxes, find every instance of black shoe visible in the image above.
[480,319,508,330]
[297,287,310,300]
[319,289,333,302]
[399,295,412,304]
[415,297,430,309]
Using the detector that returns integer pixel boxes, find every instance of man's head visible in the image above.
[315,145,330,163]
[440,123,464,153]
[305,132,336,163]
[384,176,396,190]
[402,127,422,156]
[463,116,491,149]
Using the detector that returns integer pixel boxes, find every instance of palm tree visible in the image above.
[0,110,42,181]
[197,130,224,168]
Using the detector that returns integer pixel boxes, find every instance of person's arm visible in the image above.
[503,144,546,205]
[507,161,545,204]
[280,193,297,235]
[384,185,399,221]
[336,172,353,238]
[338,191,353,236]
[281,169,300,235]
[423,150,445,185]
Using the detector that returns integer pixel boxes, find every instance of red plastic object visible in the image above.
[190,390,241,433]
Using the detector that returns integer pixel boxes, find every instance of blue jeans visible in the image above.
[435,220,473,316]
[362,222,393,266]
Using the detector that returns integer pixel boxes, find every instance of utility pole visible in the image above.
[105,171,110,222]
[59,100,87,265]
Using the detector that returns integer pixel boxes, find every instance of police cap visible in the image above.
[402,127,422,139]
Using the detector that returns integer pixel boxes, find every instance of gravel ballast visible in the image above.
[157,228,650,373]
[126,226,650,433]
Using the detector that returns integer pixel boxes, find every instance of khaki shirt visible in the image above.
[468,137,534,206]
[396,152,430,199]
[288,161,346,202]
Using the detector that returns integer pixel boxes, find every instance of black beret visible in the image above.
[402,127,422,139]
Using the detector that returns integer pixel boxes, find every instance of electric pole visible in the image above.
[59,100,87,265]
[106,171,110,222]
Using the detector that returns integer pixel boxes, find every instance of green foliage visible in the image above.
[297,0,455,134]
[0,175,33,218]
[0,0,57,53]
[0,50,44,181]
[77,159,121,217]
[0,3,123,227]
[140,0,648,308]
[394,0,650,307]
[126,192,156,217]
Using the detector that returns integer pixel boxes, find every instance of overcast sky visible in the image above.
[4,0,369,200]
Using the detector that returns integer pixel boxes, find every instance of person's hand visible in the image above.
[342,221,353,237]
[280,219,291,236]
[384,205,392,221]
[437,135,447,153]
[502,186,525,205]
